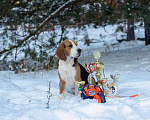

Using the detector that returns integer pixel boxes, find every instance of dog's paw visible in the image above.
[60,93,64,99]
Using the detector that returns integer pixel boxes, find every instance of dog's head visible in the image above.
[56,40,81,61]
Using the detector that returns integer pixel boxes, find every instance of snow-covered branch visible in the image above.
[0,0,80,55]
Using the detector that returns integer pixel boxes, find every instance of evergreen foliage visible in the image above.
[0,0,150,71]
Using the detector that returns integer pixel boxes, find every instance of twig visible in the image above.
[47,81,52,108]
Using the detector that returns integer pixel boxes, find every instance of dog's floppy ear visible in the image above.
[56,42,66,61]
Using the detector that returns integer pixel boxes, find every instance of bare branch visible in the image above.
[0,0,81,55]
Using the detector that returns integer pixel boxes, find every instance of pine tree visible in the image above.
[120,0,150,45]
[140,0,150,45]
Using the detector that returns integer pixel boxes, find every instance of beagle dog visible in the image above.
[56,39,89,99]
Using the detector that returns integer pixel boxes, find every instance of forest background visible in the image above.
[0,0,150,72]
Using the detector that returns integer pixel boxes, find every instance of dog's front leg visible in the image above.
[59,79,65,99]
[59,73,66,99]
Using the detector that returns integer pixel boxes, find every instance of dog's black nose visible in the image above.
[77,48,81,53]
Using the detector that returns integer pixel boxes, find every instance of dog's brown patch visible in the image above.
[58,72,66,94]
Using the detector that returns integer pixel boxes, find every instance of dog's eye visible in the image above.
[68,45,72,47]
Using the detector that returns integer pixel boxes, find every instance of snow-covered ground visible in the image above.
[0,42,150,120]
[0,23,150,120]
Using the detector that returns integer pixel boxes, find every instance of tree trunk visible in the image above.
[144,19,150,45]
[123,20,127,33]
[127,19,135,41]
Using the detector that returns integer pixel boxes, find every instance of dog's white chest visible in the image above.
[59,60,76,88]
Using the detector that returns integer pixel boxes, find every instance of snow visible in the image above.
[1,45,150,120]
[0,24,150,120]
